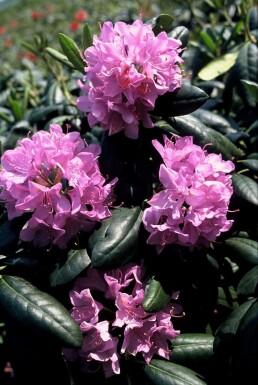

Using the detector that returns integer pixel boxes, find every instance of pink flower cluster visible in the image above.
[78,19,183,139]
[143,135,235,252]
[0,124,117,249]
[64,262,181,377]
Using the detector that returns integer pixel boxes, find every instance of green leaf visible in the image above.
[198,51,239,81]
[170,115,243,160]
[45,47,75,70]
[82,23,93,51]
[235,43,258,107]
[58,33,86,73]
[153,85,208,117]
[199,31,217,55]
[29,105,64,124]
[224,237,258,265]
[238,158,258,172]
[170,334,214,364]
[232,173,258,206]
[231,299,258,382]
[8,96,24,121]
[214,298,256,356]
[150,14,174,35]
[50,248,91,286]
[143,359,207,385]
[20,41,39,56]
[142,278,170,312]
[240,80,258,102]
[237,266,258,298]
[0,275,82,348]
[88,207,142,269]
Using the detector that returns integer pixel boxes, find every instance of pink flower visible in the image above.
[143,135,235,251]
[66,262,181,375]
[69,288,103,325]
[0,124,117,249]
[78,19,183,139]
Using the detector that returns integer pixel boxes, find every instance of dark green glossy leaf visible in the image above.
[238,159,258,172]
[231,299,258,382]
[82,23,93,51]
[58,33,86,73]
[150,14,174,35]
[224,237,258,265]
[143,359,207,385]
[169,26,189,49]
[235,43,258,107]
[88,207,142,269]
[45,47,75,70]
[170,334,214,364]
[169,115,243,160]
[214,298,256,356]
[232,173,258,206]
[153,85,209,117]
[50,248,91,286]
[191,109,237,135]
[0,275,82,348]
[143,278,170,312]
[249,6,258,31]
[29,105,64,124]
[237,266,258,298]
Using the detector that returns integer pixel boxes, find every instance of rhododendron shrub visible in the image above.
[77,19,183,139]
[143,135,235,252]
[0,123,117,248]
[63,262,181,377]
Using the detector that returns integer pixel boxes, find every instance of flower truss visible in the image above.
[63,262,181,377]
[78,19,183,139]
[0,124,117,249]
[142,135,235,252]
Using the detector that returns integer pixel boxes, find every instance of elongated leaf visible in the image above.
[150,14,174,35]
[240,79,258,102]
[143,359,207,385]
[237,266,258,298]
[20,41,39,56]
[191,109,237,135]
[50,248,91,286]
[82,23,93,51]
[200,31,217,55]
[231,299,258,382]
[143,278,170,312]
[232,173,258,206]
[153,85,208,117]
[45,47,75,70]
[238,159,258,172]
[0,275,82,348]
[8,97,24,121]
[170,334,214,363]
[169,115,243,160]
[214,298,256,356]
[235,43,258,107]
[198,51,239,81]
[224,237,258,265]
[58,33,86,73]
[88,207,142,269]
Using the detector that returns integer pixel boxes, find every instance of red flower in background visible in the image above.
[31,11,41,21]
[4,40,13,47]
[19,51,37,62]
[0,26,7,35]
[69,21,80,31]
[10,20,18,28]
[75,10,88,22]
